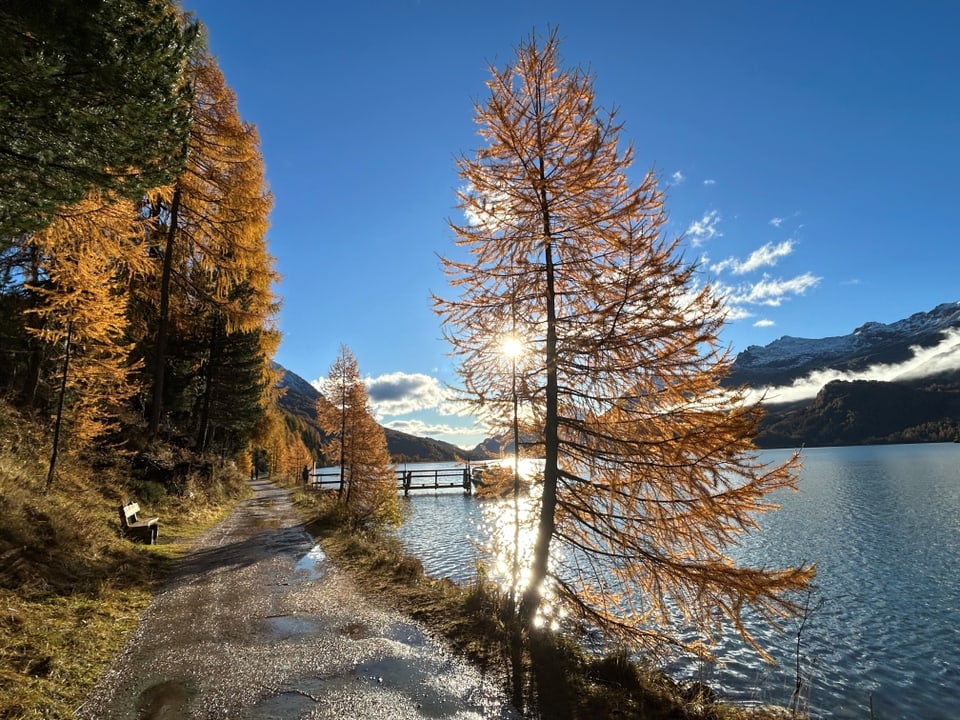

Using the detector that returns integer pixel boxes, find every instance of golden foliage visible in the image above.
[317,346,403,529]
[25,194,148,440]
[436,28,813,660]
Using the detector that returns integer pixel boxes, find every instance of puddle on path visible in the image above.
[263,613,324,639]
[354,655,463,717]
[136,678,196,719]
[291,544,327,582]
[243,676,345,719]
[385,621,428,647]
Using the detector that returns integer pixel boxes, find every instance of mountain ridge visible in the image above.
[275,300,960,457]
[730,300,960,447]
[729,301,960,387]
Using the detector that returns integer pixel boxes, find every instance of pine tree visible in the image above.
[317,346,403,529]
[0,0,197,237]
[435,29,813,659]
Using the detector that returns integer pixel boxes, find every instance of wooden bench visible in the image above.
[119,502,159,544]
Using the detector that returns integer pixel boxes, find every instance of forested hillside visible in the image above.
[0,0,313,484]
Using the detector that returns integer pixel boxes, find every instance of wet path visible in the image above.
[77,479,515,719]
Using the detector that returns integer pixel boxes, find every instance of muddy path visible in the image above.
[77,479,515,719]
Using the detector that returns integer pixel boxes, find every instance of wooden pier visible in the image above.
[308,467,475,496]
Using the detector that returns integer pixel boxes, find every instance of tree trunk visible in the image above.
[149,185,180,437]
[522,240,559,624]
[196,317,222,452]
[46,321,72,490]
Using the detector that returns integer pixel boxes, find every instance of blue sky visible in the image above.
[185,1,960,449]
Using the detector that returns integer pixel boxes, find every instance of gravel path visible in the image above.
[77,479,516,719]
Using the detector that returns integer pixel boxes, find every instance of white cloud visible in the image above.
[769,217,783,228]
[686,210,722,247]
[382,418,489,451]
[728,272,821,308]
[703,179,716,186]
[738,240,795,274]
[724,306,754,321]
[364,372,449,417]
[671,170,685,185]
[747,329,960,405]
[710,240,795,276]
[754,319,776,328]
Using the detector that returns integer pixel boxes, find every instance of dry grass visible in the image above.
[0,400,244,720]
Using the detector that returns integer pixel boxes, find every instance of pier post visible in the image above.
[463,468,471,495]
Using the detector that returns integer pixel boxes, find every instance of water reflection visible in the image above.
[471,459,566,629]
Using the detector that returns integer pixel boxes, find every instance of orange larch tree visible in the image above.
[435,29,813,661]
[25,195,148,445]
[138,48,277,442]
[317,345,403,529]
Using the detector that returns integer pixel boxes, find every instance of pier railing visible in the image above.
[308,467,473,495]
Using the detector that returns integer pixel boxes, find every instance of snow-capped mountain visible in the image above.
[727,301,960,447]
[729,301,960,388]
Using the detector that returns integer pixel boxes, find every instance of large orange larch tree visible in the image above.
[435,29,813,661]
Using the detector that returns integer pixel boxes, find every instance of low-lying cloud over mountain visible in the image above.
[729,301,960,446]
[746,327,960,405]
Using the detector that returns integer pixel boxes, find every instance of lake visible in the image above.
[392,444,960,719]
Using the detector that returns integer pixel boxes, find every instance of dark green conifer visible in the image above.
[0,0,198,237]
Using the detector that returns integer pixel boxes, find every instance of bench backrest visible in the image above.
[120,502,141,526]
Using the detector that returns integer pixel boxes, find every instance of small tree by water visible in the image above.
[317,345,403,529]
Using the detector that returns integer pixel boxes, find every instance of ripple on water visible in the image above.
[396,447,960,719]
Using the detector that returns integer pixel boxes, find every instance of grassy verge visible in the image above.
[291,485,796,720]
[0,401,246,720]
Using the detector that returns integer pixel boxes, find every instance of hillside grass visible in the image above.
[0,400,246,720]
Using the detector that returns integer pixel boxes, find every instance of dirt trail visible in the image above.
[78,479,515,719]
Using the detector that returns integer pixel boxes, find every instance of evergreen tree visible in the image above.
[435,29,813,659]
[0,0,197,237]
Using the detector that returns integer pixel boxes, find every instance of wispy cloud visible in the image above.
[747,329,960,404]
[703,178,716,186]
[769,217,783,228]
[727,272,821,307]
[671,170,685,185]
[754,319,775,328]
[686,210,722,247]
[711,240,795,275]
[724,306,754,321]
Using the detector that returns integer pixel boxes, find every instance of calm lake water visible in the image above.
[392,444,960,719]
